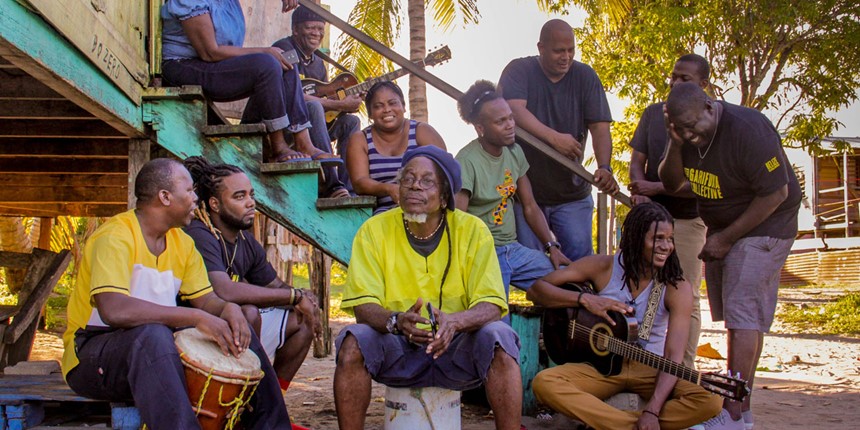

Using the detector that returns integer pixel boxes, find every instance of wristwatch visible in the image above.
[544,241,561,254]
[386,312,402,335]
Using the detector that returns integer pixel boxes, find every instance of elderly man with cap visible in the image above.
[333,146,523,430]
[271,5,361,197]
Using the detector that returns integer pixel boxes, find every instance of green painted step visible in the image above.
[142,92,370,264]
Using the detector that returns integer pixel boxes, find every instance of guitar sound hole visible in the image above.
[588,323,613,356]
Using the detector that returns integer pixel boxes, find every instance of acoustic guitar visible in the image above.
[543,283,750,402]
[300,46,452,126]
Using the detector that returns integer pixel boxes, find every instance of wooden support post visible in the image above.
[310,247,332,358]
[597,192,608,255]
[510,305,543,416]
[128,138,150,209]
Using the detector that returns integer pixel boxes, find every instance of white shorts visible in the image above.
[259,307,290,364]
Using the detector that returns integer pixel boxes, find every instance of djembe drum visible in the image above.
[174,328,264,430]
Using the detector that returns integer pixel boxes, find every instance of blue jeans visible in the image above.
[496,242,556,324]
[514,195,594,262]
[162,53,310,133]
[306,101,361,195]
[67,324,290,430]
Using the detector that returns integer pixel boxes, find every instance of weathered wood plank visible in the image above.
[0,252,31,270]
[0,202,126,217]
[26,0,148,94]
[0,72,64,99]
[0,186,127,203]
[128,138,150,208]
[0,174,127,188]
[0,119,124,138]
[0,0,144,136]
[0,158,126,173]
[316,196,376,210]
[5,249,71,347]
[311,248,331,357]
[0,139,127,157]
[0,375,97,403]
[0,100,95,120]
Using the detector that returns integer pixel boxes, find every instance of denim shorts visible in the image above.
[335,321,520,391]
[705,236,793,332]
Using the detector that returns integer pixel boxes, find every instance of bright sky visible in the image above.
[326,1,860,158]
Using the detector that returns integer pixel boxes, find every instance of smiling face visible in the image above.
[211,173,256,232]
[476,98,516,150]
[399,157,445,217]
[642,221,675,269]
[292,20,325,53]
[369,87,406,132]
[669,99,719,148]
[537,28,576,80]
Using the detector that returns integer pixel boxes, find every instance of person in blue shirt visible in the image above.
[160,0,337,164]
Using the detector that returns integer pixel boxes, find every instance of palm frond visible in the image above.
[334,0,402,81]
[428,0,480,32]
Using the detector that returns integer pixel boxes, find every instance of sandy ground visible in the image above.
[30,288,859,430]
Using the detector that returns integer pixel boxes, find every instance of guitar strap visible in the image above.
[638,280,665,342]
[314,49,352,75]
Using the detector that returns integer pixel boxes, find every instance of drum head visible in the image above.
[174,327,262,382]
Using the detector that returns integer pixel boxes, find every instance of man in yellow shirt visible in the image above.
[62,158,291,430]
[334,146,522,430]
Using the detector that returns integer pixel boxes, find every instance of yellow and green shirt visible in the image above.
[61,210,212,377]
[342,208,507,319]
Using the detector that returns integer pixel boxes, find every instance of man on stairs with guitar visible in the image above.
[529,202,723,430]
[273,5,361,197]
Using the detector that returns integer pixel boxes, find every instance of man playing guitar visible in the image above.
[528,202,722,430]
[273,5,360,196]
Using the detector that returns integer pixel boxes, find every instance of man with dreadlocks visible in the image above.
[334,146,523,430]
[454,80,570,323]
[182,157,319,409]
[529,202,722,430]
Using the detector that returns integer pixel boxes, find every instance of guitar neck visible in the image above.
[345,64,421,96]
[605,336,702,385]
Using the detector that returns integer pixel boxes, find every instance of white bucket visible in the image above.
[383,386,461,430]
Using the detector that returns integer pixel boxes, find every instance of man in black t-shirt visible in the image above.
[660,83,801,430]
[498,19,619,262]
[272,6,361,196]
[183,157,320,405]
[628,54,711,368]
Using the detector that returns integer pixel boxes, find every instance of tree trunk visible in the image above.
[407,0,428,122]
[0,217,33,294]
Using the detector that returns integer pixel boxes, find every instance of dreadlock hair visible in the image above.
[618,202,684,291]
[183,156,244,235]
[457,80,503,125]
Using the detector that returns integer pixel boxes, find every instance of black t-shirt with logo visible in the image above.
[629,102,699,219]
[680,102,801,239]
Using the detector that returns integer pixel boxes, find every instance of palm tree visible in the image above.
[335,0,630,121]
[0,217,33,294]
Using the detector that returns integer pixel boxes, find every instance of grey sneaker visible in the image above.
[742,410,754,430]
[698,409,744,430]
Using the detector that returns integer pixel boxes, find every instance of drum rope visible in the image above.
[219,371,265,429]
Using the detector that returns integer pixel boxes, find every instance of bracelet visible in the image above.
[642,410,659,419]
[544,240,561,254]
[295,289,304,305]
[598,164,613,175]
[288,289,295,305]
[576,291,585,307]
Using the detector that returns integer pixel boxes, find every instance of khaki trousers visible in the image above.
[533,360,721,430]
[674,217,707,367]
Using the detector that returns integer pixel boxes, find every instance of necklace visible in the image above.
[697,105,721,164]
[404,217,444,241]
[219,233,241,277]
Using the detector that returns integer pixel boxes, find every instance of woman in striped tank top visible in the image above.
[346,82,446,214]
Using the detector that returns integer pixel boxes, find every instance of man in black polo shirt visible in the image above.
[273,5,361,196]
[183,157,320,400]
[660,82,801,430]
[628,54,711,368]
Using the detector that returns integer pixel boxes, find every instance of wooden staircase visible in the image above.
[143,86,373,264]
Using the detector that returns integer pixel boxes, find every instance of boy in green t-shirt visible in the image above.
[454,81,570,317]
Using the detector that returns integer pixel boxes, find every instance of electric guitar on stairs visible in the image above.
[543,283,751,402]
[300,46,452,127]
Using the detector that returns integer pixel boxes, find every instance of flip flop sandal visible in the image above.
[309,149,345,167]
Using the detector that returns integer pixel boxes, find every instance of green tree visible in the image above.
[572,0,860,157]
